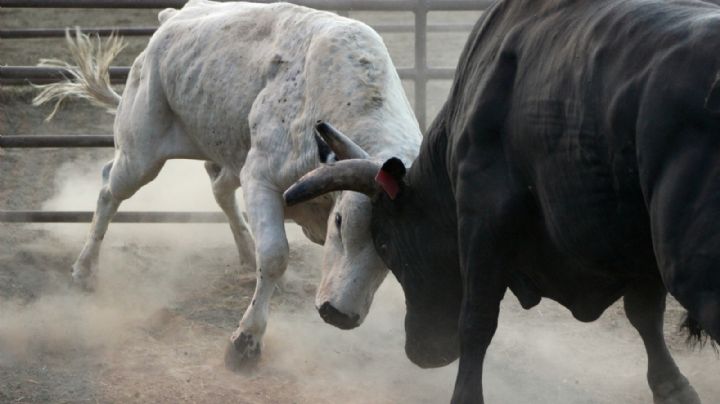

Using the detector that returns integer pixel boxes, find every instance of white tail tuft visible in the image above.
[32,28,126,121]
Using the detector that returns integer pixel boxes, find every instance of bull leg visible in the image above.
[639,122,720,343]
[452,209,511,404]
[204,162,256,272]
[72,153,165,290]
[452,171,521,404]
[624,281,701,404]
[224,178,288,370]
[451,58,522,401]
[452,258,506,404]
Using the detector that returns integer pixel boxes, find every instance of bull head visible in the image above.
[286,122,460,367]
[285,121,405,331]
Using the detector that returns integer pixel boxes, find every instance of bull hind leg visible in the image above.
[224,175,289,370]
[71,153,165,290]
[624,280,701,404]
[204,162,256,271]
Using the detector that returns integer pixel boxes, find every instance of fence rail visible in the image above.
[0,66,130,85]
[0,135,115,148]
[0,23,475,39]
[0,210,229,223]
[0,27,157,38]
[0,0,491,10]
[0,66,457,85]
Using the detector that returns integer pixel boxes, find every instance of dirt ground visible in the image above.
[1,3,719,404]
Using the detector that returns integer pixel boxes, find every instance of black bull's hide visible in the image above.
[439,0,720,339]
[381,0,720,402]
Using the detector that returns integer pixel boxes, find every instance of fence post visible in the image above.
[414,0,427,131]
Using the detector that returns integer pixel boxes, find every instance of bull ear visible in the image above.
[315,121,370,160]
[375,158,406,200]
[705,73,720,114]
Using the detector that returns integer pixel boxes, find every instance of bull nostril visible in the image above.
[317,302,360,330]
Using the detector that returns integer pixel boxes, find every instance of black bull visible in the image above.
[285,0,720,402]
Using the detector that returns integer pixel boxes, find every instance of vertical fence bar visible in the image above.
[414,0,428,131]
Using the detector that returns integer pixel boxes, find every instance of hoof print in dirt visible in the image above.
[224,333,261,372]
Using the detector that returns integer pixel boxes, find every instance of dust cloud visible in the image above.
[1,157,718,403]
[0,161,216,368]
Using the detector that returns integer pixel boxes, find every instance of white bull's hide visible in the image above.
[48,0,421,367]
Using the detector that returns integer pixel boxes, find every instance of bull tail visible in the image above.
[679,312,718,352]
[32,29,125,121]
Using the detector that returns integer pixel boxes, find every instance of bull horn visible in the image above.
[315,121,370,160]
[284,159,380,206]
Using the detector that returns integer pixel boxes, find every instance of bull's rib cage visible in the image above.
[0,0,488,223]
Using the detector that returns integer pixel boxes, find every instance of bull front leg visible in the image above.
[624,280,701,404]
[452,167,523,403]
[452,211,513,404]
[447,44,521,403]
[224,175,289,371]
[452,289,504,404]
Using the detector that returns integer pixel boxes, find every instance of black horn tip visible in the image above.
[381,157,407,179]
[315,120,329,130]
[315,121,343,138]
[283,181,319,207]
[283,186,305,207]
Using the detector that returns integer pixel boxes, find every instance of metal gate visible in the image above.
[0,0,490,223]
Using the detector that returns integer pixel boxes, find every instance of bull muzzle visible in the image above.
[317,301,361,330]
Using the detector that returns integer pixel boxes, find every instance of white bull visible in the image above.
[35,0,420,368]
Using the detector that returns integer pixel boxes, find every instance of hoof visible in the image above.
[224,333,261,372]
[70,269,97,292]
[653,377,702,404]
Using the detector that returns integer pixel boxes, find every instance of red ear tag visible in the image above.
[375,169,400,200]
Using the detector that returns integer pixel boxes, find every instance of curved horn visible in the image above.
[284,159,380,206]
[315,121,370,160]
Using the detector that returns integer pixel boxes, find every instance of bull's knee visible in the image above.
[93,185,122,221]
[97,185,111,201]
[256,238,289,280]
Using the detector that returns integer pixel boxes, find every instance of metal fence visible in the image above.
[0,0,488,223]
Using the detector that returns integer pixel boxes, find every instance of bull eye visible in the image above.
[335,213,342,229]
